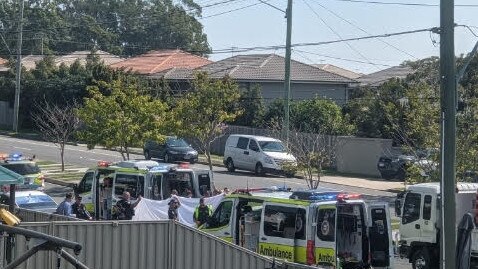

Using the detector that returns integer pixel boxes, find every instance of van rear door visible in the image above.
[259,202,307,263]
[368,203,393,268]
[314,203,337,267]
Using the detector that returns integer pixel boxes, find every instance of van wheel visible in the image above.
[144,150,151,160]
[255,163,265,176]
[226,158,235,172]
[412,248,430,269]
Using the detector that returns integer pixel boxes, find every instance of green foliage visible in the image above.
[292,97,355,135]
[345,79,439,149]
[0,0,210,57]
[234,84,265,127]
[174,72,242,170]
[263,97,354,135]
[76,77,168,160]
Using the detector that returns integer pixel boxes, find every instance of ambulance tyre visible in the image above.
[226,158,235,172]
[255,163,265,176]
[412,247,430,269]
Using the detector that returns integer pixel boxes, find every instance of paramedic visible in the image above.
[114,191,142,220]
[72,196,92,220]
[193,197,212,227]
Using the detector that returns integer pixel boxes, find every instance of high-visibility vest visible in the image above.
[194,205,212,220]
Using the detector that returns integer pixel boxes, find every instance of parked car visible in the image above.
[377,148,437,180]
[144,137,199,163]
[223,135,297,176]
[0,190,58,213]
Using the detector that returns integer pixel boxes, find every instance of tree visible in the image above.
[76,77,169,160]
[234,85,265,127]
[31,100,80,171]
[0,0,210,57]
[174,72,242,170]
[292,97,355,135]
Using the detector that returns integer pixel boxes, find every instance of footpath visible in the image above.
[40,158,405,193]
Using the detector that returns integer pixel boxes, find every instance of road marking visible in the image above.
[0,136,139,158]
[13,146,32,151]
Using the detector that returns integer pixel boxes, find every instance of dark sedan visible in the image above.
[144,137,199,163]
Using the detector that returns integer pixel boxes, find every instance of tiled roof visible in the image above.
[150,54,356,84]
[22,55,45,71]
[0,57,8,72]
[315,64,362,79]
[110,49,211,74]
[56,50,124,67]
[358,66,413,87]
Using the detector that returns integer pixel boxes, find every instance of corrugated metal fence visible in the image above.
[6,220,317,269]
[0,205,81,222]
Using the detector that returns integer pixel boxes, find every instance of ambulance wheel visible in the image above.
[144,150,151,160]
[226,158,235,172]
[255,163,265,176]
[412,248,430,269]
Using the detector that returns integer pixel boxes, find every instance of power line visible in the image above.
[311,0,417,59]
[201,1,268,18]
[303,0,383,70]
[294,49,394,66]
[0,26,439,58]
[319,0,478,7]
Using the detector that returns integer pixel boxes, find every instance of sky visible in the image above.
[197,0,478,74]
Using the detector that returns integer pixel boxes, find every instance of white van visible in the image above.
[223,135,297,176]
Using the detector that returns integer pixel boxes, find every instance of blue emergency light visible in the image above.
[309,192,340,201]
[9,153,23,161]
[149,165,171,172]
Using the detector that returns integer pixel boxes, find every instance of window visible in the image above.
[208,200,233,228]
[78,172,94,193]
[198,174,211,196]
[263,205,306,239]
[16,195,57,209]
[317,207,336,242]
[423,195,432,220]
[167,138,189,147]
[237,137,249,150]
[259,141,286,152]
[163,172,194,197]
[249,140,259,152]
[402,193,421,224]
[114,174,144,199]
[2,163,40,175]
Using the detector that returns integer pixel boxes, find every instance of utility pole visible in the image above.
[439,0,456,268]
[282,0,292,143]
[12,0,24,132]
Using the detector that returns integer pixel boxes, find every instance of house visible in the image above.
[358,66,413,87]
[314,64,362,80]
[0,57,8,73]
[109,49,212,75]
[55,50,124,67]
[150,54,357,105]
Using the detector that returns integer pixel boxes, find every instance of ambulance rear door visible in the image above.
[201,197,236,243]
[314,202,337,267]
[258,202,307,263]
[368,202,393,268]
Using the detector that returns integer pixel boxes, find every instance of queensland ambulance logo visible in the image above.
[321,220,330,236]
[316,248,335,266]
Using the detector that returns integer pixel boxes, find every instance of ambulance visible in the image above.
[74,160,214,219]
[201,188,393,268]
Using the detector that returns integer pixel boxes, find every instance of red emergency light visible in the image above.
[178,162,190,169]
[337,193,361,201]
[97,161,111,167]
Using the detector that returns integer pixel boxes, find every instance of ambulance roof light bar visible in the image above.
[97,161,111,167]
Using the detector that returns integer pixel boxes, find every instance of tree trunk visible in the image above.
[60,144,65,172]
[125,146,130,160]
[206,148,213,171]
[119,146,126,160]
